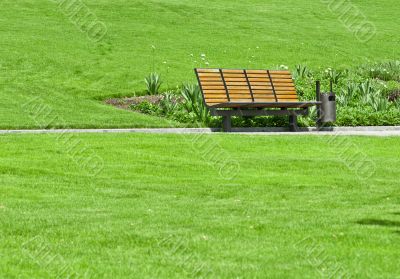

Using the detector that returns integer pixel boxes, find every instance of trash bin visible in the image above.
[320,92,336,123]
[316,80,336,124]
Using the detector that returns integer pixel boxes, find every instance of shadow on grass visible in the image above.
[357,219,400,228]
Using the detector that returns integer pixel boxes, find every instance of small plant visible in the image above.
[180,84,210,124]
[359,79,376,105]
[294,65,311,79]
[131,101,160,115]
[395,99,400,109]
[358,80,392,112]
[159,91,178,115]
[324,68,344,84]
[145,72,162,95]
[337,82,358,107]
[359,60,400,81]
[370,96,392,112]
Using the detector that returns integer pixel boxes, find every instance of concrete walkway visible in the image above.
[1,126,400,136]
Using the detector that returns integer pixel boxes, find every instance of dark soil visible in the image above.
[388,90,400,102]
[105,95,164,110]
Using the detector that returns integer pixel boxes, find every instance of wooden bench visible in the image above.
[195,68,321,131]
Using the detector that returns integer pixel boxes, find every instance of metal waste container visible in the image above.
[316,81,337,124]
[320,92,336,122]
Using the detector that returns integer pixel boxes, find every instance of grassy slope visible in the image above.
[0,133,399,278]
[1,0,399,128]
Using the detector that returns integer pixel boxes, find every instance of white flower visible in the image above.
[201,54,206,57]
[163,61,167,64]
[205,62,209,66]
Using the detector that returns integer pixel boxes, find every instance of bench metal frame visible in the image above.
[210,107,310,132]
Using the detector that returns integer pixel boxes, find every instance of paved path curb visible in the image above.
[1,127,400,136]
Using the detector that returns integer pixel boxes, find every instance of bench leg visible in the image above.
[289,115,298,132]
[222,116,231,132]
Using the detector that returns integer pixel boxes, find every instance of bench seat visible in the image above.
[207,101,321,109]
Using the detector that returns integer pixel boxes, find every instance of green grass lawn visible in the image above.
[1,0,400,128]
[1,133,399,278]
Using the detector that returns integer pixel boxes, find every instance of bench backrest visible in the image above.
[195,68,298,107]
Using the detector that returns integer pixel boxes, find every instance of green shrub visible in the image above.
[131,101,160,115]
[294,65,311,80]
[324,68,345,85]
[159,91,178,115]
[337,82,358,107]
[337,106,400,126]
[361,61,400,81]
[180,84,211,124]
[145,72,162,95]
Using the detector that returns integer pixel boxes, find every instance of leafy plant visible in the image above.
[395,99,400,109]
[131,101,159,115]
[145,72,162,95]
[180,84,210,124]
[370,96,392,112]
[359,79,376,104]
[358,80,393,112]
[337,82,358,107]
[294,65,311,79]
[367,61,400,81]
[159,91,178,115]
[324,68,345,85]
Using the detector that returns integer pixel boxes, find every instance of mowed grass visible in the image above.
[1,0,400,128]
[0,133,399,278]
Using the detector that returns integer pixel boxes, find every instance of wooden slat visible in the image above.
[226,85,250,90]
[198,72,221,76]
[275,91,297,96]
[270,85,296,90]
[246,73,271,78]
[201,82,224,86]
[222,69,245,73]
[204,94,229,98]
[252,90,274,94]
[203,90,226,94]
[222,82,248,86]
[202,86,226,90]
[224,78,247,82]
[206,93,250,98]
[196,69,220,73]
[222,74,246,78]
[245,70,268,74]
[268,75,292,79]
[227,89,251,94]
[276,95,298,98]
[199,77,223,81]
[251,86,273,90]
[270,80,294,84]
[269,70,292,75]
[248,77,269,81]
